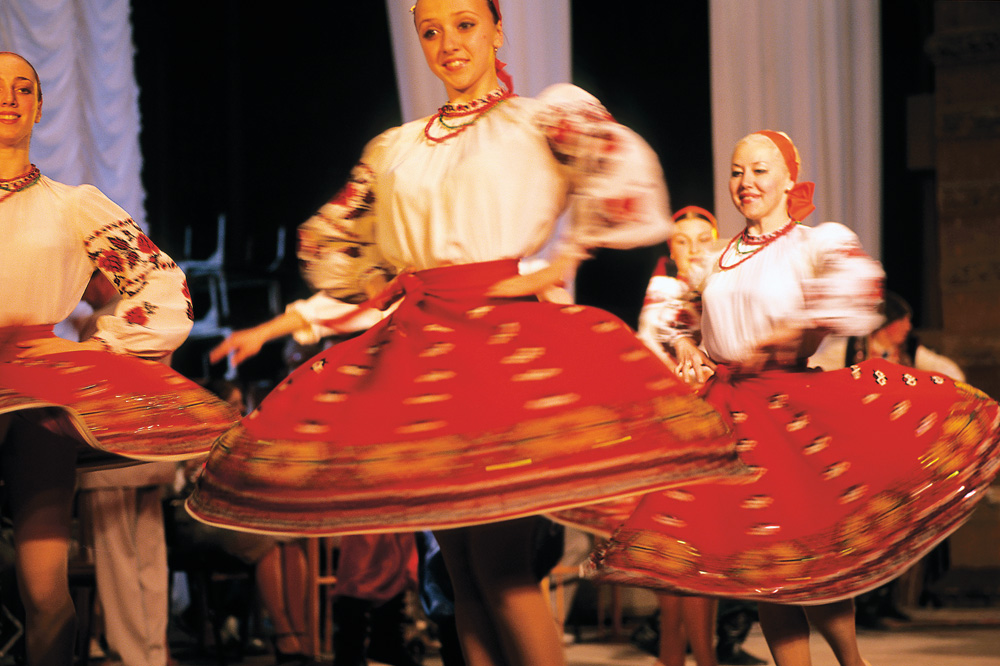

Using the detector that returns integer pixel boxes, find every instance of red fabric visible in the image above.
[754,130,816,222]
[334,533,417,602]
[1,326,239,467]
[591,359,1000,604]
[188,260,744,536]
[787,181,816,222]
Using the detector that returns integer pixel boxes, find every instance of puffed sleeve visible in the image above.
[297,130,397,303]
[76,186,193,358]
[792,222,885,336]
[535,83,672,257]
[636,275,702,358]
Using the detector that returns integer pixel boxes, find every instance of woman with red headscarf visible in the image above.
[590,131,1000,666]
[190,1,744,664]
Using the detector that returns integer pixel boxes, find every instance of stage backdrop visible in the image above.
[709,0,881,257]
[0,0,145,229]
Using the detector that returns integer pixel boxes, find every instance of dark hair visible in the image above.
[880,291,912,327]
[0,51,42,101]
[484,0,500,23]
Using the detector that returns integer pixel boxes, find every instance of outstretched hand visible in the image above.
[486,254,581,301]
[209,328,269,367]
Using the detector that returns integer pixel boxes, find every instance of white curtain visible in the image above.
[709,0,880,256]
[0,0,145,229]
[385,0,572,123]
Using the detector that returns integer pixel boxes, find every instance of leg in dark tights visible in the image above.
[435,518,566,666]
[1,415,78,666]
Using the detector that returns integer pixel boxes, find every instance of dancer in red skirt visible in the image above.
[187,1,747,663]
[589,130,1000,666]
[0,52,237,665]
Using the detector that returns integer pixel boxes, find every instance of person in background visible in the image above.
[591,130,1000,666]
[0,51,236,666]
[558,206,763,666]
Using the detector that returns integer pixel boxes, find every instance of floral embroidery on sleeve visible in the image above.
[298,161,392,302]
[85,218,180,300]
[535,84,671,253]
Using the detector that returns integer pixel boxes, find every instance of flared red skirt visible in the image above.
[1,325,240,468]
[187,261,747,536]
[590,360,1000,604]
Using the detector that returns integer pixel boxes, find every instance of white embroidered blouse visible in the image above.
[1,175,192,358]
[294,84,671,311]
[696,222,885,365]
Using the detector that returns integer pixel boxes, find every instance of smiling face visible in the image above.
[414,0,504,104]
[0,52,42,152]
[729,134,794,230]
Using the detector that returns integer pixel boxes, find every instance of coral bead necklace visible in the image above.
[424,88,515,143]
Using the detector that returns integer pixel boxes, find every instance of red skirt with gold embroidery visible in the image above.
[186,260,745,536]
[589,360,1000,604]
[1,326,240,468]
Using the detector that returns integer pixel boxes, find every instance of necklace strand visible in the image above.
[0,165,41,204]
[718,220,797,271]
[424,89,515,143]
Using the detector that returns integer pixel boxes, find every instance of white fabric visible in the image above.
[0,0,146,229]
[286,292,387,345]
[83,486,170,666]
[700,222,884,364]
[0,176,191,356]
[709,0,880,257]
[297,85,671,302]
[385,0,572,122]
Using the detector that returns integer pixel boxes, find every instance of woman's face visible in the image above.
[668,217,716,279]
[729,135,793,227]
[0,53,42,151]
[414,0,503,103]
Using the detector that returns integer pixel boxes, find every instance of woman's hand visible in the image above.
[17,337,105,358]
[672,336,715,387]
[209,329,268,367]
[487,254,581,300]
[741,323,826,373]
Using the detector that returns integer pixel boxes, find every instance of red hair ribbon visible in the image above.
[754,130,816,222]
[672,205,718,232]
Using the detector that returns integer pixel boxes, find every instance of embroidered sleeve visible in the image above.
[792,222,885,337]
[298,133,396,302]
[76,186,193,358]
[637,275,702,357]
[535,84,672,257]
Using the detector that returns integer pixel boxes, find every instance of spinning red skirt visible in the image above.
[590,359,1000,604]
[1,325,239,468]
[187,260,745,536]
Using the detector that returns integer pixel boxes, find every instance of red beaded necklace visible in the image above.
[0,165,41,204]
[424,88,515,144]
[718,220,798,271]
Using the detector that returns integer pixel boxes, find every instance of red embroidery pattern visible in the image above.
[85,218,178,300]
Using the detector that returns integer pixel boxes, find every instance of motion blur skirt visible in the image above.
[1,325,239,468]
[590,359,1000,604]
[187,260,745,536]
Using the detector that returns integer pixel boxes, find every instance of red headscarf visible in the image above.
[753,130,815,222]
[671,205,718,238]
